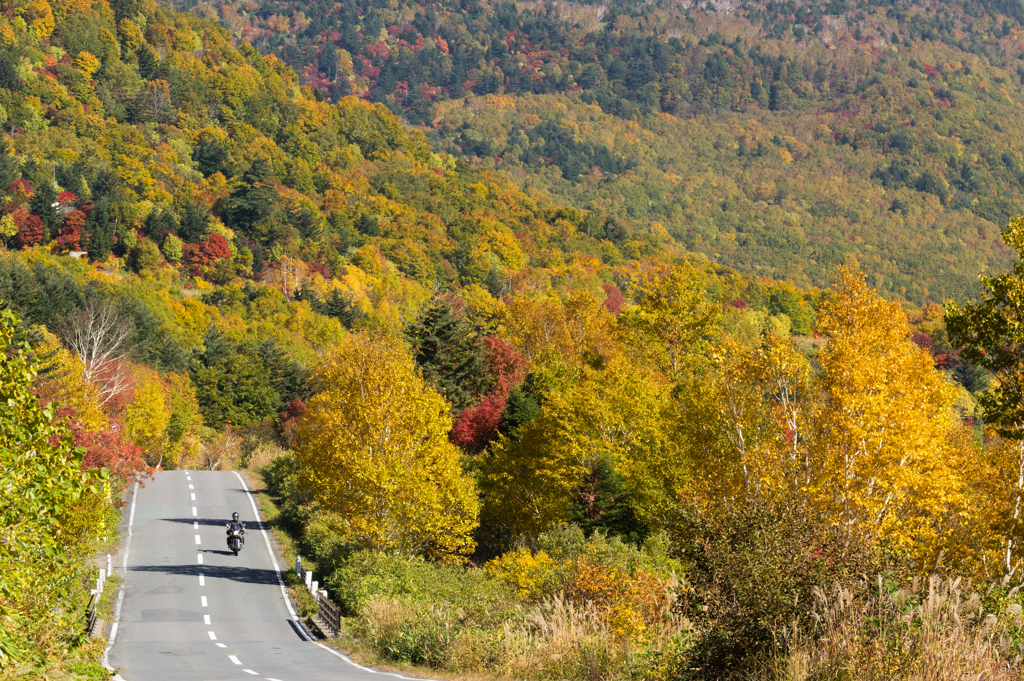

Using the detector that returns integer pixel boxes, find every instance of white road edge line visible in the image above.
[101,480,139,681]
[233,471,408,678]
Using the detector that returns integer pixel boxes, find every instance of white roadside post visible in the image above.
[296,555,301,578]
[305,570,313,589]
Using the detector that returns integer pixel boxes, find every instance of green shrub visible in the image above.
[357,596,460,667]
[328,551,518,625]
[669,498,878,679]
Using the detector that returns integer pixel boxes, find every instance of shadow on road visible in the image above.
[128,563,280,585]
[227,486,264,497]
[161,517,235,527]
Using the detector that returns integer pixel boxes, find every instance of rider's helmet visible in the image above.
[232,512,239,521]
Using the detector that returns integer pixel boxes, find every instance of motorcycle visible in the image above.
[226,526,244,556]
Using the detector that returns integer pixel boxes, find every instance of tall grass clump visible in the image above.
[761,575,1024,681]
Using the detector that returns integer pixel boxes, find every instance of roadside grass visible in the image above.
[96,574,121,623]
[0,644,109,681]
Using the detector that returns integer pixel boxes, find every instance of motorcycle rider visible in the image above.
[226,511,245,549]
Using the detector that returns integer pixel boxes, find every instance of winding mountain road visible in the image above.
[105,470,411,681]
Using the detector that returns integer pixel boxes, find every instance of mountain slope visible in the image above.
[182,0,1024,301]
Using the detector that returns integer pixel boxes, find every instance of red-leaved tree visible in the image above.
[182,233,233,274]
[55,406,154,484]
[55,209,87,251]
[14,211,43,247]
[277,397,307,447]
[603,284,626,315]
[449,336,527,453]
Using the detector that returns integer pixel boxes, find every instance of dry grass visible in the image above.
[759,576,1024,681]
[357,591,691,681]
[244,441,287,470]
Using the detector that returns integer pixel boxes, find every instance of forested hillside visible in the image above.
[7,0,1024,678]
[178,0,1024,301]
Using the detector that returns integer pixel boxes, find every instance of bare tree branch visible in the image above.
[58,299,136,406]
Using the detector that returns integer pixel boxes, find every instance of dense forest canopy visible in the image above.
[174,0,1024,301]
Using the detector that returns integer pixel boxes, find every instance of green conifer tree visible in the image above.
[405,294,493,412]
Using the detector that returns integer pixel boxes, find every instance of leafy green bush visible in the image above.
[669,498,879,679]
[358,597,460,667]
[328,551,518,625]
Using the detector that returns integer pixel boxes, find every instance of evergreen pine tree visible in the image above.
[86,200,113,261]
[137,45,159,80]
[143,208,177,241]
[405,294,493,412]
[257,337,311,404]
[225,158,278,241]
[178,201,211,243]
[567,456,649,545]
[0,52,18,91]
[307,288,365,329]
[29,180,59,243]
[198,326,234,367]
[497,376,543,440]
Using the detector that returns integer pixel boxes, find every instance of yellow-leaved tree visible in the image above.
[620,264,721,382]
[705,331,812,503]
[809,268,967,561]
[295,333,479,560]
[125,366,172,467]
[33,329,107,431]
[480,356,684,544]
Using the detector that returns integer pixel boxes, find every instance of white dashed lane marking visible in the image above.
[201,596,207,607]
[204,614,211,625]
[215,643,227,648]
[208,632,217,641]
[199,574,205,586]
[195,535,201,545]
[194,521,199,529]
[191,493,196,501]
[198,553,203,564]
[189,484,194,489]
[192,506,197,517]
[228,655,242,665]
[243,670,259,676]
[266,678,284,681]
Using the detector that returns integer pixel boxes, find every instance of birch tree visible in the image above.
[57,298,135,406]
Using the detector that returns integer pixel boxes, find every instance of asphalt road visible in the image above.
[106,470,411,681]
